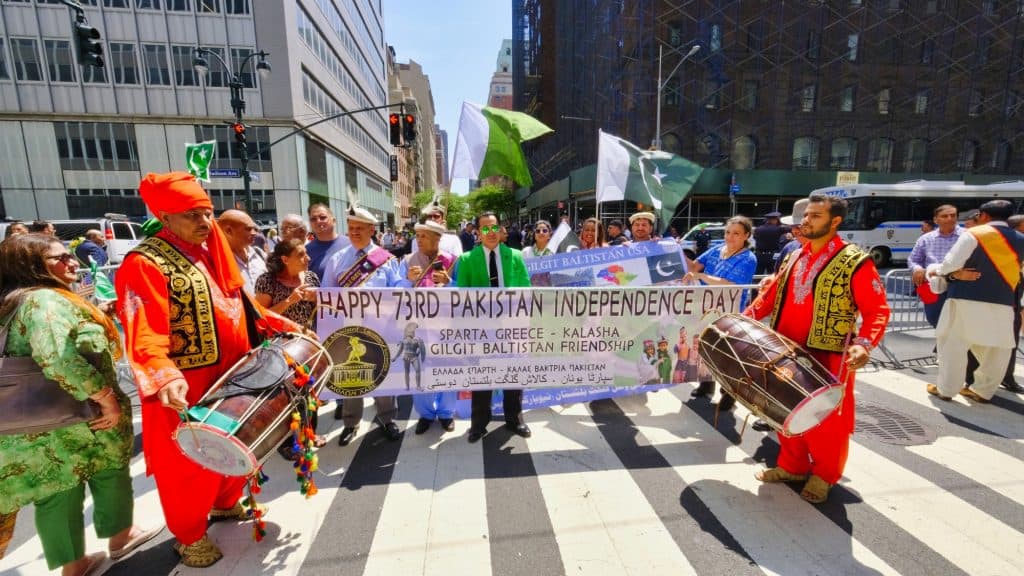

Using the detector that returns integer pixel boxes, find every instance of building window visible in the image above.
[1006,91,1021,117]
[741,80,758,111]
[167,0,190,10]
[108,43,138,85]
[921,38,935,64]
[136,0,161,9]
[710,24,722,52]
[172,45,198,86]
[230,48,256,88]
[958,140,978,171]
[746,24,762,52]
[11,38,42,82]
[877,88,891,114]
[792,137,819,169]
[887,0,902,9]
[103,0,130,7]
[830,138,857,169]
[225,0,249,14]
[977,36,991,66]
[914,89,929,114]
[983,0,996,15]
[703,80,720,109]
[0,40,8,80]
[44,39,75,83]
[867,138,894,172]
[732,136,757,169]
[807,30,820,61]
[197,0,220,13]
[54,122,139,171]
[801,84,817,112]
[904,139,927,172]
[926,1,940,13]
[840,85,856,112]
[668,22,683,47]
[847,34,859,61]
[992,141,1012,171]
[201,47,227,87]
[969,89,984,116]
[663,80,680,106]
[142,44,170,85]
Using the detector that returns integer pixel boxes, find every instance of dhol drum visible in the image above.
[173,333,333,476]
[698,313,844,437]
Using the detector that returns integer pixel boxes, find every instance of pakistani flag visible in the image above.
[595,130,703,226]
[90,260,116,302]
[185,140,216,182]
[449,102,553,187]
[548,221,580,253]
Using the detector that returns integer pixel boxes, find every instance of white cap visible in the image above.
[629,211,656,224]
[413,219,446,236]
[345,205,379,225]
[781,198,809,226]
[421,200,445,216]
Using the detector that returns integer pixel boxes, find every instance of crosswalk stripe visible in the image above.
[362,418,492,576]
[638,388,902,576]
[856,369,1024,441]
[526,403,698,575]
[844,442,1021,574]
[906,436,1024,505]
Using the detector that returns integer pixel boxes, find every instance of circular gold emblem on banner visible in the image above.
[323,326,391,396]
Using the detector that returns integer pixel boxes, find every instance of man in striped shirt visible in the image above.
[908,204,962,328]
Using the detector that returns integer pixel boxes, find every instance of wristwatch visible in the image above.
[851,336,873,351]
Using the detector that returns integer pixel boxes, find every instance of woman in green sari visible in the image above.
[0,234,160,576]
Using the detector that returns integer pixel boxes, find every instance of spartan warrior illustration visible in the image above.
[395,322,427,391]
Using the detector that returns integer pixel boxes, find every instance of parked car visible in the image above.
[50,214,144,264]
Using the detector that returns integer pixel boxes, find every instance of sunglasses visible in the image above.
[535,228,550,233]
[480,225,501,234]
[46,253,76,265]
[430,212,445,219]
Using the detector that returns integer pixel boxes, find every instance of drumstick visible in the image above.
[180,410,203,453]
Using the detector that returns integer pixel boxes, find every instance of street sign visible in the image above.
[210,168,241,178]
[249,173,261,183]
[729,183,741,195]
[390,155,398,182]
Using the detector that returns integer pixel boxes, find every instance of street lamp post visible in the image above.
[653,44,700,150]
[193,47,271,214]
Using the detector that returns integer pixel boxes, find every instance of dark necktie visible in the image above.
[488,249,499,287]
[356,249,366,259]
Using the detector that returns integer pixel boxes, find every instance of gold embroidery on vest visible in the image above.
[772,245,868,352]
[131,238,219,369]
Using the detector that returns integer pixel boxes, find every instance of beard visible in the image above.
[801,222,832,240]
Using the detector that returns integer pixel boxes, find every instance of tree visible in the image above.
[467,183,516,223]
[412,189,469,230]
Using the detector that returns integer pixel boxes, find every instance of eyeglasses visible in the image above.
[480,225,501,234]
[534,228,550,233]
[46,253,76,265]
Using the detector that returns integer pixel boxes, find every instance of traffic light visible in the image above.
[403,114,417,143]
[389,113,402,146]
[74,17,104,68]
[232,122,248,160]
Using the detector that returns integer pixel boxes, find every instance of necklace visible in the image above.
[792,239,837,304]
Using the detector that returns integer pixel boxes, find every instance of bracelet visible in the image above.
[851,337,873,351]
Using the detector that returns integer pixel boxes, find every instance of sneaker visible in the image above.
[414,418,432,435]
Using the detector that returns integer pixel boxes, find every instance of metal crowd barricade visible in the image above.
[876,268,933,370]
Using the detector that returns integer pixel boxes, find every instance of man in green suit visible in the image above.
[456,211,533,443]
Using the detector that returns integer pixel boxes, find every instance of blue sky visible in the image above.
[383,1,512,189]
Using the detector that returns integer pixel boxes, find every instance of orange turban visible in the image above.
[139,172,212,215]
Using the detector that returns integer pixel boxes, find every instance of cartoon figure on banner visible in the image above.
[395,322,426,391]
[636,339,660,385]
[657,336,672,383]
[673,327,690,383]
[690,335,711,382]
[323,326,391,397]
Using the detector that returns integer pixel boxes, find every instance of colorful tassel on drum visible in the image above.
[244,470,268,542]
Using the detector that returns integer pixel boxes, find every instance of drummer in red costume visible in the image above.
[744,193,889,504]
[115,172,299,567]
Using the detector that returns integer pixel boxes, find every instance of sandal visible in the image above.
[313,435,328,448]
[173,534,222,568]
[109,524,164,560]
[800,474,831,504]
[79,551,112,576]
[755,467,809,483]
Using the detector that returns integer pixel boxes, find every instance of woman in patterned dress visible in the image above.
[0,234,160,576]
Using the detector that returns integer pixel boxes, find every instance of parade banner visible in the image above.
[314,285,743,399]
[526,240,687,287]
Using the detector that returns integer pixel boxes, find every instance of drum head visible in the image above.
[174,423,257,477]
[782,385,845,436]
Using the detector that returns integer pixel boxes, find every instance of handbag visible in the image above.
[0,313,97,435]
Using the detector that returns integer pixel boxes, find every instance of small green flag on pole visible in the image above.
[90,260,116,302]
[185,140,216,182]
